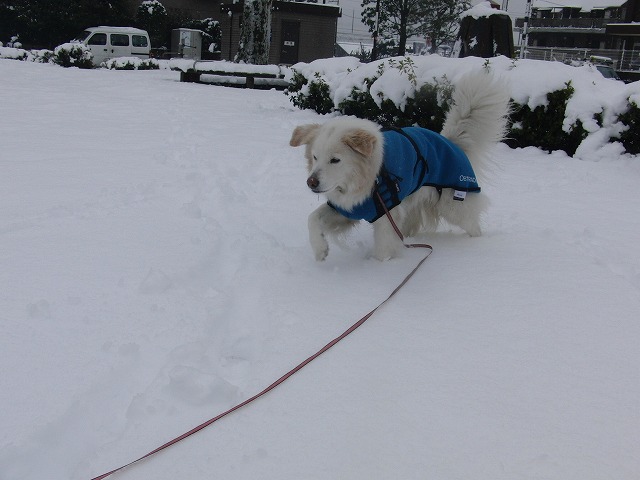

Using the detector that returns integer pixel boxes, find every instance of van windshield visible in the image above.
[74,30,92,42]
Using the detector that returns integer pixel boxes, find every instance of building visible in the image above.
[125,0,341,64]
[516,0,640,50]
[219,0,341,64]
[514,0,640,76]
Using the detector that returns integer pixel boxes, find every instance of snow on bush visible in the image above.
[188,18,222,53]
[0,46,167,70]
[0,46,53,62]
[141,0,166,15]
[617,96,640,154]
[0,46,28,61]
[104,57,160,70]
[287,55,640,159]
[53,42,93,69]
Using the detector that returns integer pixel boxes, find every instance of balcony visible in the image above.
[515,18,617,30]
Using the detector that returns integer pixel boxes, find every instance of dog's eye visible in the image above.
[330,158,341,164]
[312,155,318,163]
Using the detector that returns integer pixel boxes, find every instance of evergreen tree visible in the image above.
[361,0,467,57]
[187,18,222,54]
[419,0,469,53]
[0,1,19,44]
[235,0,273,64]
[0,0,131,48]
[135,0,168,48]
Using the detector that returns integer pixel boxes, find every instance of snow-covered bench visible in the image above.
[169,59,291,89]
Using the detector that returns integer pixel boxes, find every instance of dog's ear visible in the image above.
[342,129,377,158]
[290,124,320,147]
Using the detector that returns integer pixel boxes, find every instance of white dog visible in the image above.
[290,70,510,261]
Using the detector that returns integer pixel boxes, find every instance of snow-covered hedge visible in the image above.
[0,46,166,71]
[287,55,640,159]
[617,96,640,154]
[52,42,93,69]
[104,57,160,70]
[0,46,53,62]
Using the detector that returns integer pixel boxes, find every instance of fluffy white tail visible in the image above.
[440,70,511,183]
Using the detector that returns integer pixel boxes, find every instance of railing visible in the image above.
[531,18,610,29]
[522,46,640,71]
[515,18,613,29]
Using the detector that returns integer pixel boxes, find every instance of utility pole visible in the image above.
[371,0,380,61]
[519,0,532,59]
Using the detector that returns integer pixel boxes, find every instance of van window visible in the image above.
[88,33,107,46]
[110,34,130,47]
[132,35,148,48]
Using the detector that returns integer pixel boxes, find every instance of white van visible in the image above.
[77,27,151,66]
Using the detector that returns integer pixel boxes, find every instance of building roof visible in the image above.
[532,0,627,11]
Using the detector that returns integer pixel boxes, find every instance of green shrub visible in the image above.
[408,78,453,131]
[105,58,160,70]
[32,49,54,63]
[286,61,632,157]
[286,70,307,95]
[507,82,587,156]
[286,72,333,115]
[337,76,382,122]
[0,47,28,61]
[136,0,168,48]
[617,99,640,155]
[137,59,160,70]
[336,75,453,131]
[187,18,221,53]
[336,62,411,127]
[289,60,455,131]
[53,42,93,69]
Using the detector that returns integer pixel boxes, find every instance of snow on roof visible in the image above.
[461,1,509,19]
[532,0,627,11]
[85,26,149,34]
[338,42,372,54]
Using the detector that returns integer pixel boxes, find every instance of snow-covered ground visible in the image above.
[1,59,638,480]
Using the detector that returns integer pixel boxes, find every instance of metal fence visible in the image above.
[522,46,640,71]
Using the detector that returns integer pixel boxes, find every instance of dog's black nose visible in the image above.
[307,176,319,190]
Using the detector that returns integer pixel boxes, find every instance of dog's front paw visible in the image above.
[311,236,329,261]
[372,250,397,261]
[372,234,402,261]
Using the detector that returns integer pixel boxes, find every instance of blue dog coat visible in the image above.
[329,127,479,223]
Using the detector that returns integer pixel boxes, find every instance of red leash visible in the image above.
[90,201,431,480]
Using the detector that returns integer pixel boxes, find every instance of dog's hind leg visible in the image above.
[308,203,358,261]
[402,187,441,237]
[437,190,489,237]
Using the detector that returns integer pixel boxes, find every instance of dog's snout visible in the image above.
[307,175,320,190]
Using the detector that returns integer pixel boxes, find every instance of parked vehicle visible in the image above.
[76,27,150,66]
[595,64,623,81]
